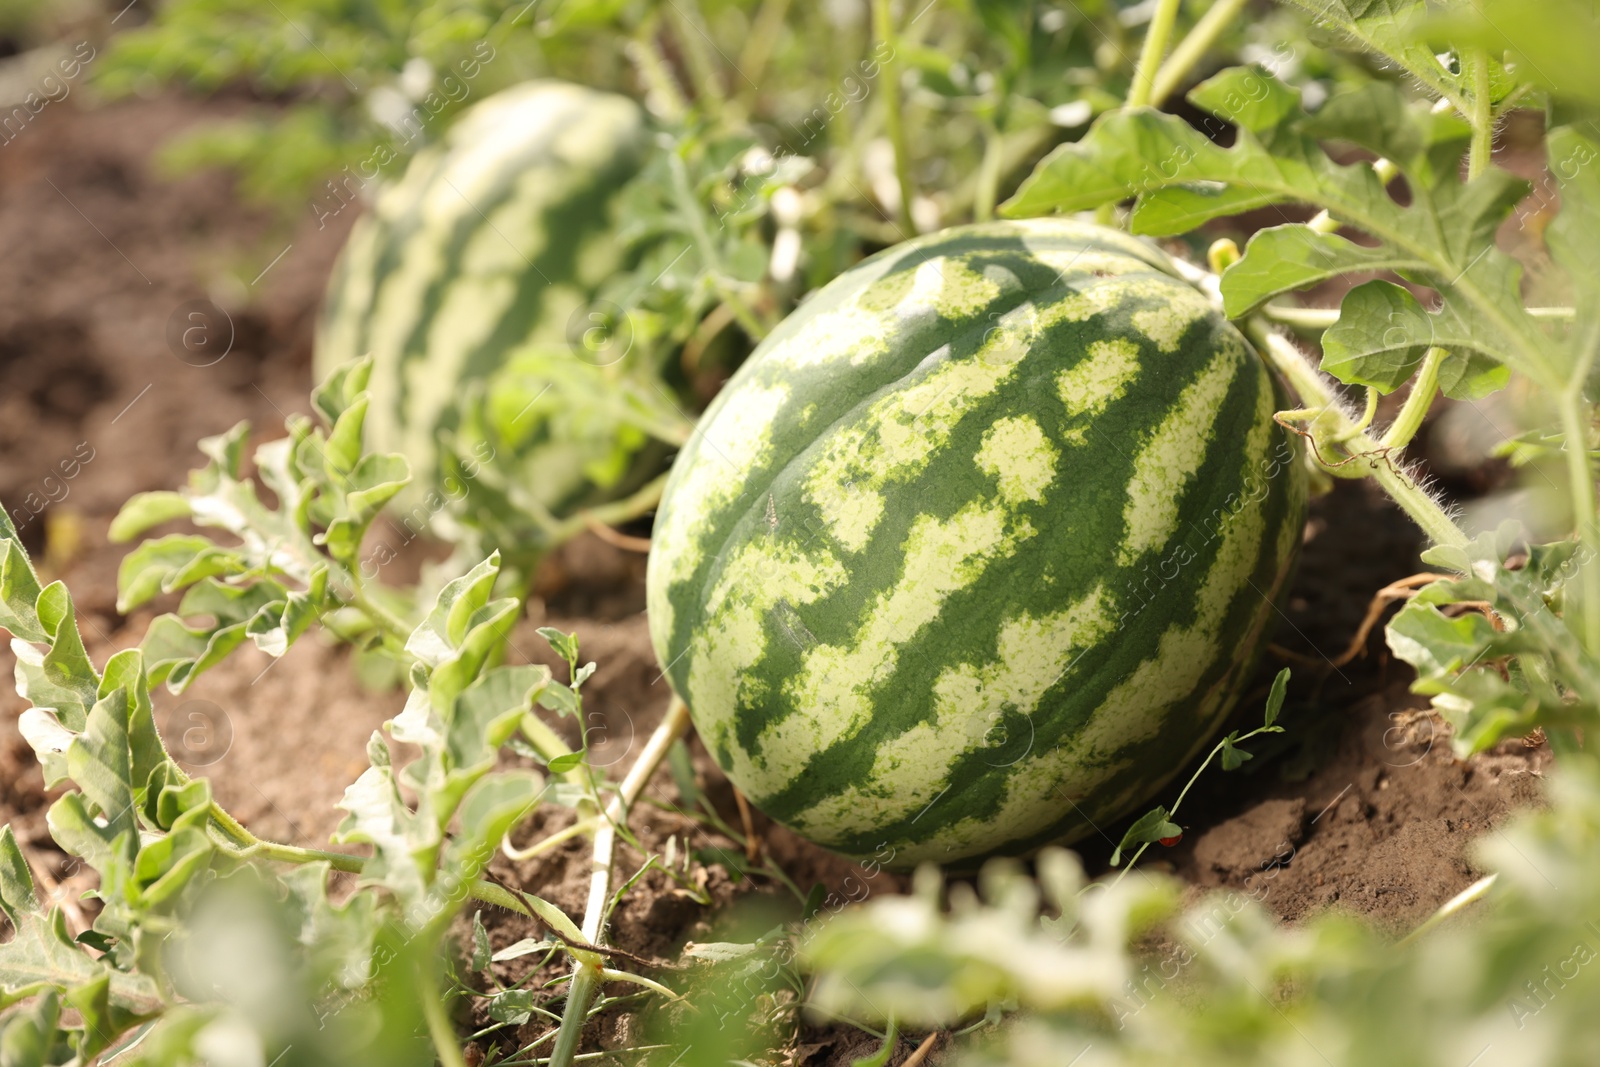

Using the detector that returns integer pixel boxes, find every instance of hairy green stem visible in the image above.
[1333,388,1379,443]
[545,473,670,548]
[548,963,603,1067]
[1242,319,1470,549]
[974,124,1005,222]
[1128,0,1182,107]
[246,838,366,874]
[665,0,726,113]
[547,698,693,1067]
[204,803,360,875]
[737,0,793,108]
[870,0,916,234]
[1397,874,1497,946]
[1149,0,1251,104]
[1380,347,1445,450]
[205,800,259,849]
[346,578,413,644]
[1170,259,1470,549]
[1262,304,1575,331]
[1559,393,1600,654]
[1468,48,1493,180]
[625,22,689,120]
[419,957,470,1067]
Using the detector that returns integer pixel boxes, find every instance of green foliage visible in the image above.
[1387,525,1600,756]
[95,0,542,207]
[109,357,422,688]
[0,353,720,1064]
[1003,0,1600,767]
[1,481,577,1062]
[1004,69,1530,399]
[805,753,1600,1066]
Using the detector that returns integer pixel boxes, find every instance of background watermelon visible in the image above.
[646,219,1308,867]
[315,80,661,570]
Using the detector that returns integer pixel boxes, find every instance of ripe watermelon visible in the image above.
[646,219,1307,867]
[315,80,650,547]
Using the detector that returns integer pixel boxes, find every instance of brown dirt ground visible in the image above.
[0,94,1552,1065]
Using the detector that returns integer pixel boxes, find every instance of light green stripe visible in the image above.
[790,582,1117,841]
[684,537,851,770]
[975,415,1058,506]
[1130,284,1215,352]
[1116,342,1240,565]
[736,498,1037,797]
[802,299,1037,552]
[647,382,793,655]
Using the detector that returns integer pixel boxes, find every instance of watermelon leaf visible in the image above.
[547,750,587,775]
[106,490,193,544]
[104,358,436,694]
[1272,0,1472,110]
[1110,807,1182,867]
[1321,281,1509,399]
[1219,733,1252,771]
[1186,65,1301,133]
[1264,668,1290,729]
[1386,525,1600,756]
[1217,227,1426,321]
[1002,73,1548,403]
[537,626,582,674]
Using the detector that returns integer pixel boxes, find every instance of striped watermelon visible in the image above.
[646,220,1307,867]
[315,80,649,544]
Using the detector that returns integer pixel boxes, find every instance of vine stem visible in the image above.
[520,713,593,793]
[1380,347,1445,450]
[1468,48,1493,180]
[1127,0,1182,108]
[1559,392,1600,653]
[974,124,1005,222]
[1167,259,1470,549]
[419,956,470,1067]
[204,803,539,916]
[1241,318,1470,550]
[346,578,413,644]
[547,697,693,1067]
[503,815,602,862]
[243,838,366,873]
[1108,721,1279,889]
[1397,874,1497,946]
[737,0,794,109]
[545,473,669,548]
[871,0,916,234]
[1262,305,1575,331]
[1149,0,1251,104]
[625,22,689,120]
[664,0,727,115]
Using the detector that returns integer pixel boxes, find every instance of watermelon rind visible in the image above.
[646,218,1307,867]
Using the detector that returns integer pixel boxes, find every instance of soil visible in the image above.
[0,92,1552,1065]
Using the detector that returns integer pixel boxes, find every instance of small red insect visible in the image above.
[1158,832,1183,847]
